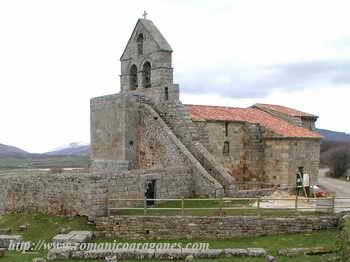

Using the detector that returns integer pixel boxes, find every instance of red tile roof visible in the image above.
[185,105,322,138]
[253,103,316,117]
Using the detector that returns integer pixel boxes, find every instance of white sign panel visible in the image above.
[303,173,310,187]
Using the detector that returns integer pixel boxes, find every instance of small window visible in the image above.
[137,34,144,55]
[164,87,169,100]
[225,122,229,137]
[223,141,230,155]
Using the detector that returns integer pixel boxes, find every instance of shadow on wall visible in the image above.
[226,152,267,183]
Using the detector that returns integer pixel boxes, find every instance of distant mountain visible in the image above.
[0,144,30,158]
[2,128,349,158]
[316,128,350,143]
[45,142,90,156]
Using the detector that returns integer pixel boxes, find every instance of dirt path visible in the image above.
[319,168,350,212]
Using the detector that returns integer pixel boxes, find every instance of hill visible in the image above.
[0,143,30,158]
[0,143,90,169]
[317,128,350,143]
[45,142,90,156]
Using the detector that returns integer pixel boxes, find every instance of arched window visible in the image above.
[137,34,144,55]
[129,65,138,90]
[223,141,230,155]
[142,62,151,88]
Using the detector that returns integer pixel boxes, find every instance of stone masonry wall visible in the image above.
[264,138,321,186]
[139,103,224,197]
[0,171,95,217]
[201,121,266,183]
[198,120,320,187]
[149,102,233,194]
[90,94,126,161]
[91,94,141,170]
[106,167,193,213]
[96,215,339,240]
[138,104,188,170]
[287,138,320,185]
[0,167,194,219]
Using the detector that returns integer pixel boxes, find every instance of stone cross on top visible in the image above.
[142,11,148,19]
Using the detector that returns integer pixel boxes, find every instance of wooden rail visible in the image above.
[106,196,350,216]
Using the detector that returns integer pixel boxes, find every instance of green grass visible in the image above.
[0,156,90,170]
[0,212,340,262]
[338,177,350,182]
[0,213,95,241]
[114,199,322,217]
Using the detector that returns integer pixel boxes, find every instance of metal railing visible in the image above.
[234,182,276,191]
[106,196,350,217]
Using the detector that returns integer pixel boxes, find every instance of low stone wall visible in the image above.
[0,167,196,219]
[96,215,339,240]
[0,171,95,217]
[228,188,276,198]
[106,167,194,212]
[48,247,266,260]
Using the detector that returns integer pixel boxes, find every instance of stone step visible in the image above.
[52,231,93,244]
[0,248,6,258]
[278,247,333,257]
[0,229,11,235]
[0,235,23,248]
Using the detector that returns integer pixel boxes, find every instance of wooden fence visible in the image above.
[106,196,350,216]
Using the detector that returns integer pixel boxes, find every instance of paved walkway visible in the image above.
[319,168,350,212]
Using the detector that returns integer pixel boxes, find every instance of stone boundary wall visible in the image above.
[0,167,195,219]
[96,215,339,240]
[106,167,193,213]
[0,171,95,217]
[48,247,267,260]
[228,188,276,198]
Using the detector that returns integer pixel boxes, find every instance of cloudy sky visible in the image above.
[1,0,349,153]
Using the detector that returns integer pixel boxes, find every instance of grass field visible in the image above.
[0,212,341,262]
[114,199,323,217]
[0,156,90,170]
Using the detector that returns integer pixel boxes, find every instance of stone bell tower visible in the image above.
[91,16,181,173]
[119,17,179,102]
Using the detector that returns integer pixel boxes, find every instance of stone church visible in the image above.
[90,18,322,200]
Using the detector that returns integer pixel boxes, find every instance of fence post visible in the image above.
[181,198,185,216]
[295,194,298,214]
[107,198,110,217]
[220,197,224,214]
[144,197,147,216]
[332,196,336,214]
[257,198,261,216]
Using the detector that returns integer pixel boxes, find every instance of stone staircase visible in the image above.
[140,103,224,197]
[138,97,235,195]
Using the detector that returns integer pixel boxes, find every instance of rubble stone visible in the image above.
[0,235,23,248]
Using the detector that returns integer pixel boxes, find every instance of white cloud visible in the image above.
[0,0,349,152]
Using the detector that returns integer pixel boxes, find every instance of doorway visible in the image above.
[145,179,156,207]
